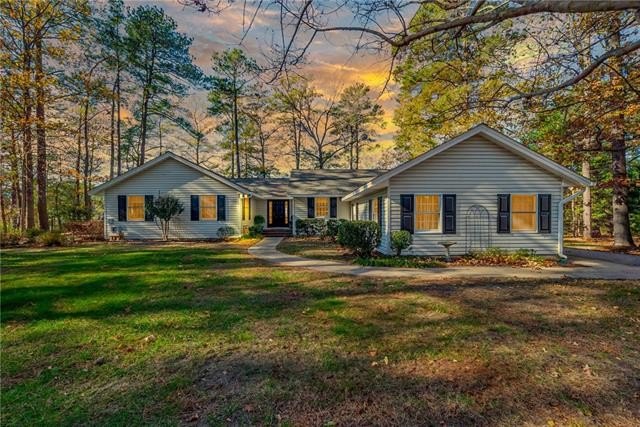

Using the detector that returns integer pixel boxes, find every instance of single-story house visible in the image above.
[89,124,591,256]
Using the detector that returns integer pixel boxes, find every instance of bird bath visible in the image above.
[438,241,457,262]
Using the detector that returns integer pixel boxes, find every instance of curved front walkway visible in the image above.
[248,237,640,281]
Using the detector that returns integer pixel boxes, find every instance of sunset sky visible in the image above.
[130,0,402,169]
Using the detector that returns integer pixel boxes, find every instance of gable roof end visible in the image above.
[88,151,251,196]
[342,124,592,202]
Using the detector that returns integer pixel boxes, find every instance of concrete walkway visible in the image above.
[248,237,640,280]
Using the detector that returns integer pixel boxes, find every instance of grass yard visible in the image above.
[2,242,639,426]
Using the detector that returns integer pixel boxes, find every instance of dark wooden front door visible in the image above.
[268,200,289,227]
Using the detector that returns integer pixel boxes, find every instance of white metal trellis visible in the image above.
[465,204,491,253]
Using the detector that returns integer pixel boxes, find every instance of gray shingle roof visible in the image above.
[233,178,290,198]
[231,169,386,198]
[287,169,386,196]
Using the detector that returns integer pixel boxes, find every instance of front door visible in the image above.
[268,200,289,227]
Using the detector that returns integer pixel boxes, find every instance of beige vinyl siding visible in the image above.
[388,136,562,256]
[104,157,242,239]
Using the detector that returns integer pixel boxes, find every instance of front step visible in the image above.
[263,228,292,237]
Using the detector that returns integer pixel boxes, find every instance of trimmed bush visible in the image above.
[390,230,412,256]
[253,215,265,226]
[37,231,65,247]
[325,219,347,240]
[295,218,327,237]
[217,226,237,240]
[336,220,380,257]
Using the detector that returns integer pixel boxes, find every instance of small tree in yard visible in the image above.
[147,195,184,241]
[390,230,412,256]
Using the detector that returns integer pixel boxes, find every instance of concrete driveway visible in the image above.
[249,237,640,281]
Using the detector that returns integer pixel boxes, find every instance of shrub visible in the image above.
[247,224,263,238]
[66,205,93,221]
[253,215,265,226]
[25,228,43,242]
[325,219,347,240]
[217,226,237,240]
[1,230,22,247]
[390,230,412,256]
[37,231,65,247]
[336,220,380,257]
[295,218,327,237]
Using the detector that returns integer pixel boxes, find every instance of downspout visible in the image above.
[558,187,586,259]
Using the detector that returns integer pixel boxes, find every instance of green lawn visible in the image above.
[2,242,639,425]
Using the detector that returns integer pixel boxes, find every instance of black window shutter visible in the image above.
[442,194,456,234]
[117,195,127,221]
[538,194,551,233]
[191,195,199,221]
[377,196,383,227]
[144,195,154,221]
[497,194,510,233]
[217,195,226,221]
[307,197,315,218]
[329,197,337,218]
[368,200,373,221]
[400,194,414,234]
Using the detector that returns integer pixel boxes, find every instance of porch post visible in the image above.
[291,198,296,235]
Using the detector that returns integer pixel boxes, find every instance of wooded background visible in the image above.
[1,0,638,248]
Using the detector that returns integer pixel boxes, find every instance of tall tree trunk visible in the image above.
[83,100,91,212]
[110,80,116,179]
[611,136,635,248]
[609,26,635,249]
[354,123,360,169]
[233,90,240,178]
[116,69,122,175]
[158,116,163,155]
[75,115,82,208]
[22,50,34,230]
[582,158,592,240]
[35,38,48,230]
[349,129,354,170]
[139,90,150,165]
[9,128,21,228]
[260,135,266,178]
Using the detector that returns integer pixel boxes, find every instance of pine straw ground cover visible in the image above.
[2,242,639,426]
[279,237,558,269]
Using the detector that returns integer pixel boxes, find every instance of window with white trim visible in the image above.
[415,195,440,231]
[127,195,145,221]
[511,194,536,231]
[315,197,329,217]
[200,195,217,220]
